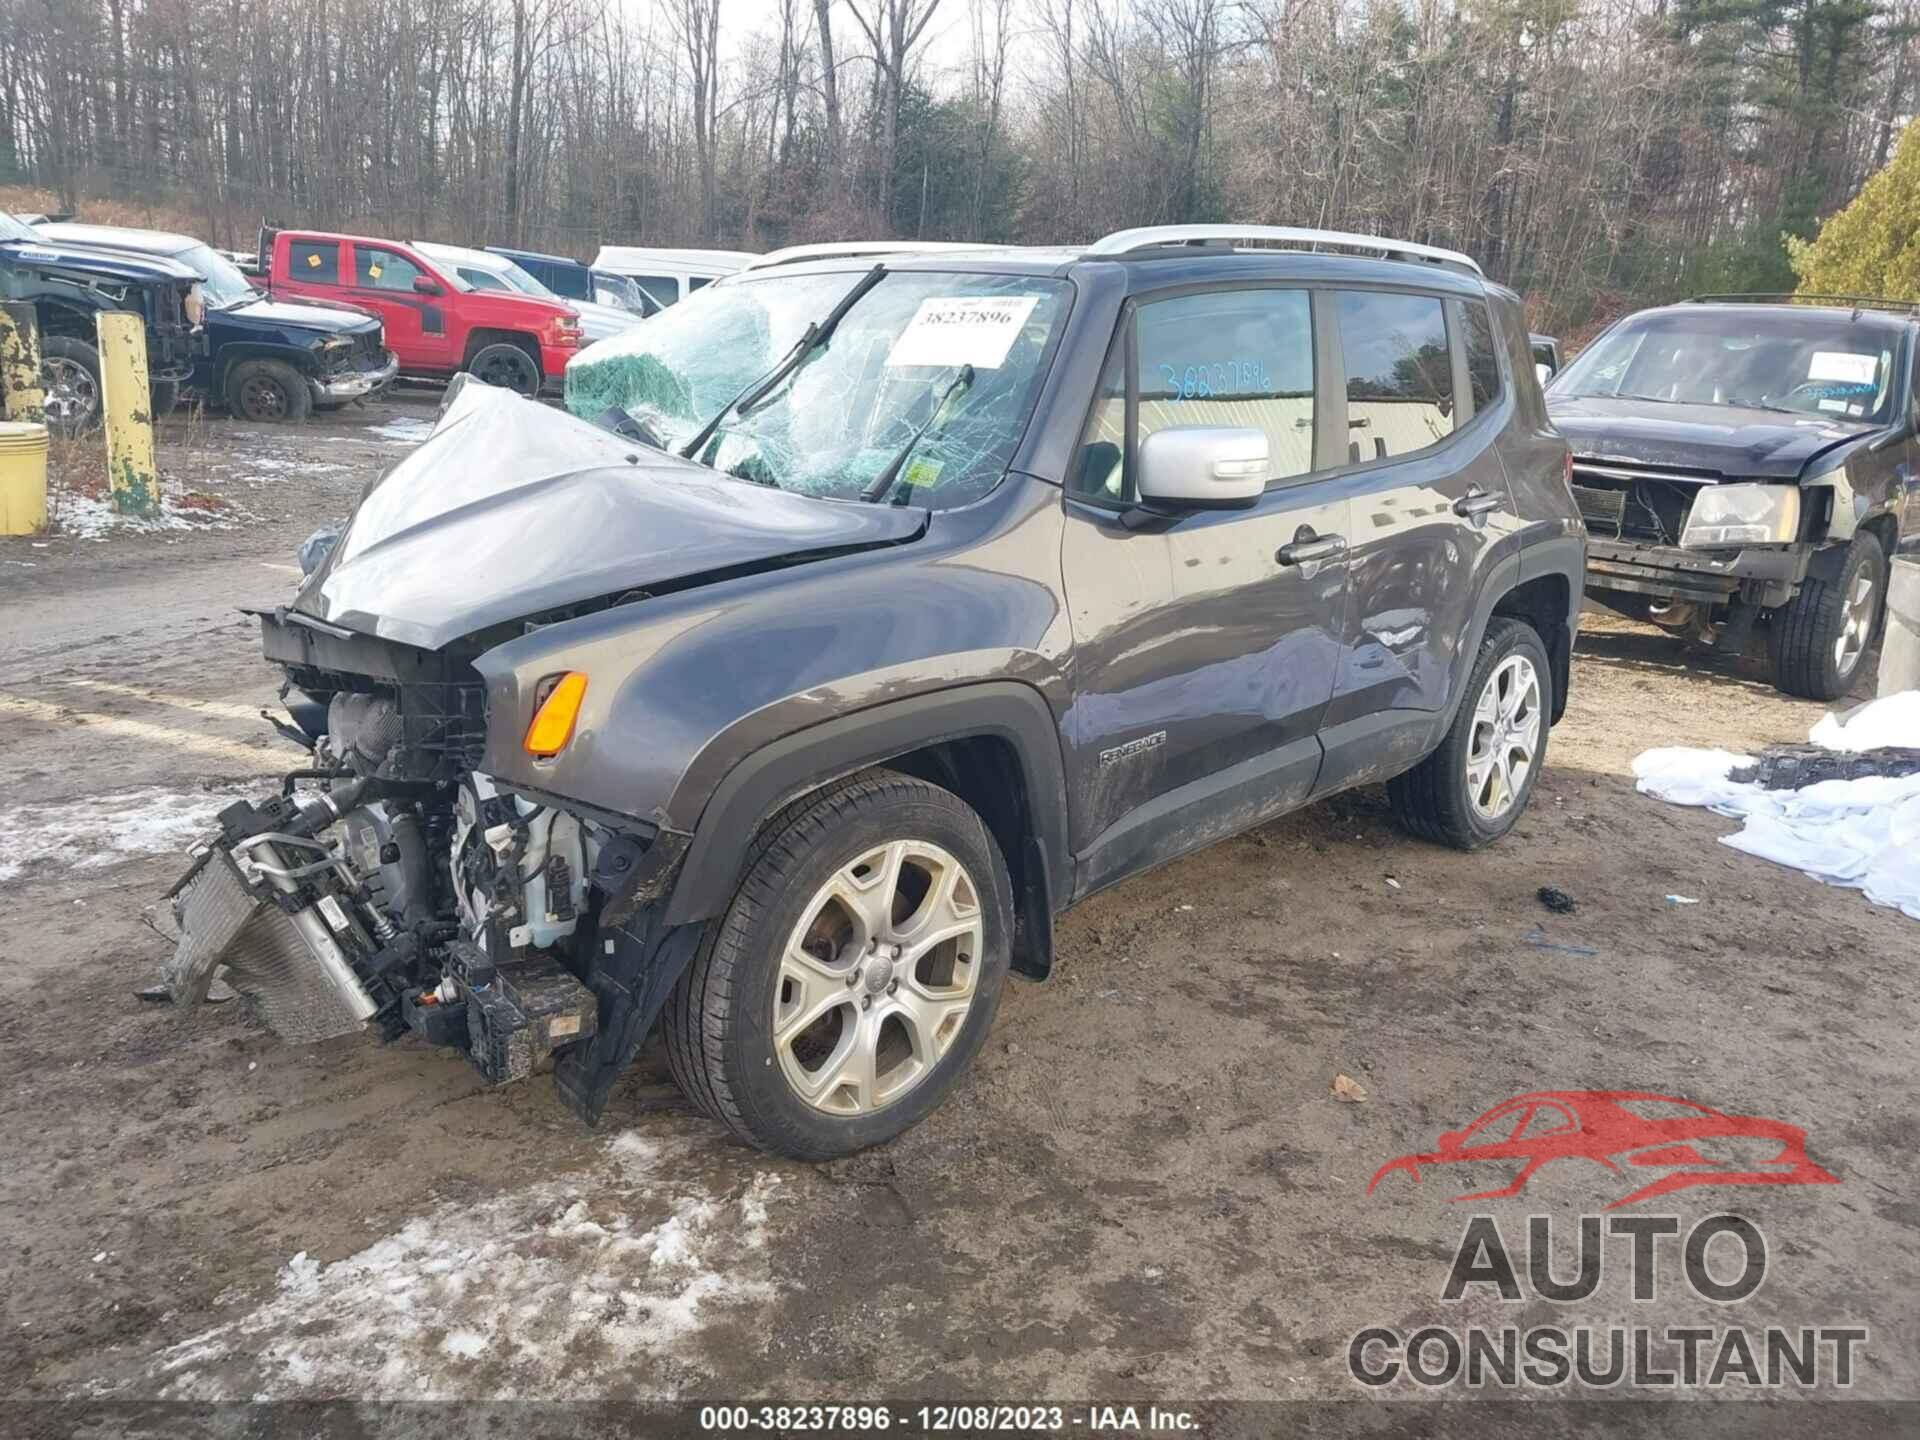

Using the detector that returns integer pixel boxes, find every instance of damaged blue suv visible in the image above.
[166,227,1583,1159]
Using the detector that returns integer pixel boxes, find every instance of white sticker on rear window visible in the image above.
[886,295,1041,370]
[1808,351,1877,384]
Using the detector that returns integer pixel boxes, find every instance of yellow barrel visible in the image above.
[0,419,49,535]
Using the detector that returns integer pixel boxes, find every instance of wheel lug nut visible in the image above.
[861,995,872,1010]
[887,980,898,994]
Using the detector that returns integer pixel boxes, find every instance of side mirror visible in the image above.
[1535,362,1553,389]
[1135,426,1269,510]
[413,276,443,296]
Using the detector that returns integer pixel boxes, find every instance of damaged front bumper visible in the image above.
[314,351,399,403]
[163,754,701,1126]
[1585,536,1810,609]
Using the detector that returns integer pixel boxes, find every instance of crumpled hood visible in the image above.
[1547,395,1871,479]
[226,297,380,336]
[295,382,927,650]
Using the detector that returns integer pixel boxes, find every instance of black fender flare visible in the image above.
[214,342,322,393]
[1434,534,1584,738]
[662,681,1073,937]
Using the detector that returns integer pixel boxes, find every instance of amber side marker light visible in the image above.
[524,672,588,757]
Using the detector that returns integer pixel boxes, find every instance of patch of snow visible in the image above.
[365,416,434,444]
[155,1140,783,1400]
[46,489,252,542]
[0,784,250,881]
[1635,691,1920,920]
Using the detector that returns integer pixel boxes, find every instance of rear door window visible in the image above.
[1334,291,1455,461]
[288,240,340,284]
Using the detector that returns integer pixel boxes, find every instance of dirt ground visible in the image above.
[1,391,1915,1426]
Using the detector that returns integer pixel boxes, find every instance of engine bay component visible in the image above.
[448,941,599,1083]
[165,756,609,1088]
[168,844,378,1042]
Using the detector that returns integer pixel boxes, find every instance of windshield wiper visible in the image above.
[677,263,887,463]
[861,364,976,503]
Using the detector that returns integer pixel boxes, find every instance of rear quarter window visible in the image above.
[1463,300,1502,412]
[288,240,340,284]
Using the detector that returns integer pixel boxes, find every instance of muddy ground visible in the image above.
[0,391,1914,1427]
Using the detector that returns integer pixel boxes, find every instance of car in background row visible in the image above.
[413,242,641,346]
[44,222,395,423]
[590,245,755,310]
[1547,295,1915,699]
[261,228,583,396]
[485,246,654,317]
[0,211,204,434]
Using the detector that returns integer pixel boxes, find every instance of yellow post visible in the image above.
[0,304,43,422]
[96,311,159,518]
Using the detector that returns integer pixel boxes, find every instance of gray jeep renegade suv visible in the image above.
[165,226,1584,1159]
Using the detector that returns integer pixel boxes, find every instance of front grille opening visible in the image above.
[1572,468,1703,544]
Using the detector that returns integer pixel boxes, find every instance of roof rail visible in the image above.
[1084,224,1482,277]
[1685,292,1920,315]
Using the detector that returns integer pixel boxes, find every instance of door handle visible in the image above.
[1276,533,1347,566]
[1453,488,1503,519]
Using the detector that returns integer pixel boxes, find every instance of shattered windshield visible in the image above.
[178,243,259,308]
[565,269,1072,508]
[1555,310,1897,422]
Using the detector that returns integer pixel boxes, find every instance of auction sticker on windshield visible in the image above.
[887,295,1040,369]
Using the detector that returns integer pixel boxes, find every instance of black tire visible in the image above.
[149,377,181,419]
[1389,617,1554,850]
[1768,533,1888,701]
[41,336,104,436]
[662,769,1014,1160]
[226,358,312,423]
[466,341,541,396]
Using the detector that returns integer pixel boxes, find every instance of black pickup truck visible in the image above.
[45,222,395,423]
[0,211,206,433]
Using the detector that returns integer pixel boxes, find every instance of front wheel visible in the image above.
[1768,534,1887,700]
[42,336,104,436]
[662,770,1013,1159]
[466,342,541,396]
[1389,617,1553,850]
[226,358,312,423]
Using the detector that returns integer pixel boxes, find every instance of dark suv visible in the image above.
[1548,296,1916,699]
[165,227,1583,1159]
[0,211,205,434]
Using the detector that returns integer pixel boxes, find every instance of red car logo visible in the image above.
[1368,1090,1839,1210]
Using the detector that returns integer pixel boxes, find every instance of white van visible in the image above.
[589,247,757,310]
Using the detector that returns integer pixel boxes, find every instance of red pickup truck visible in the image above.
[262,228,582,395]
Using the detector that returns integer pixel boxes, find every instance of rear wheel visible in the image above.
[42,336,103,436]
[1390,617,1552,850]
[466,342,541,396]
[1768,533,1887,700]
[227,358,312,423]
[663,770,1013,1160]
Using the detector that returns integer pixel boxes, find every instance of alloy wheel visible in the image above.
[44,357,99,430]
[1466,654,1542,822]
[1834,569,1877,676]
[774,839,984,1116]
